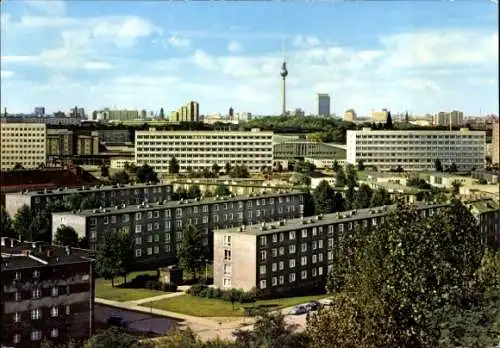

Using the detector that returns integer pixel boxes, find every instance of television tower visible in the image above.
[280,38,288,116]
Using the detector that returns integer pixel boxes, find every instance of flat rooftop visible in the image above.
[1,240,93,271]
[54,190,304,217]
[217,202,449,236]
[7,182,172,198]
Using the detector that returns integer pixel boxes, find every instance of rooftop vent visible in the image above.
[271,225,277,229]
[47,249,54,257]
[93,209,98,213]
[65,246,71,255]
[115,205,119,210]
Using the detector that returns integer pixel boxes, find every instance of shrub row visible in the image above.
[187,284,258,303]
[144,280,178,292]
[122,274,177,292]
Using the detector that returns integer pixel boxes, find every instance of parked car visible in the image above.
[305,301,321,311]
[288,305,308,315]
[319,298,334,306]
[107,315,128,328]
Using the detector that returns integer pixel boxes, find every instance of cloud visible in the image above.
[227,41,242,53]
[84,62,113,70]
[166,35,191,48]
[24,0,67,17]
[292,35,321,48]
[1,70,15,78]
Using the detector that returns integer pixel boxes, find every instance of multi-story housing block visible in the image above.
[214,202,484,295]
[76,132,99,155]
[5,183,173,217]
[468,199,500,249]
[0,123,46,170]
[52,191,305,265]
[492,122,499,165]
[0,239,94,348]
[346,128,485,171]
[46,129,73,163]
[135,129,274,173]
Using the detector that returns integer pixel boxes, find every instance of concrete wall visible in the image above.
[4,193,31,217]
[52,214,87,240]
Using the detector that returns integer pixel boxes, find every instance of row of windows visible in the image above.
[136,135,273,140]
[259,267,324,289]
[12,328,58,344]
[14,304,71,322]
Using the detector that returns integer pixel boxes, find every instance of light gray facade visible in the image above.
[52,191,305,266]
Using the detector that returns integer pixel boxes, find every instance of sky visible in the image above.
[0,0,498,117]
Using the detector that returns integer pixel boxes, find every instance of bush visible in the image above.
[127,274,157,288]
[188,283,208,296]
[187,283,258,303]
[160,282,178,292]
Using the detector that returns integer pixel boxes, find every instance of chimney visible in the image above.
[10,239,14,248]
[65,246,71,255]
[37,244,43,253]
[47,249,53,257]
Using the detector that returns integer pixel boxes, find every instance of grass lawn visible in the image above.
[95,270,166,302]
[143,294,329,317]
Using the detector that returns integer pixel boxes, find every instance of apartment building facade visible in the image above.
[214,201,498,295]
[0,123,46,170]
[46,129,73,163]
[5,182,173,217]
[346,128,486,171]
[52,191,305,266]
[492,122,499,165]
[0,239,94,348]
[273,141,346,160]
[135,129,274,173]
[317,94,331,117]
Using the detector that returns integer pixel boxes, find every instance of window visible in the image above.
[312,241,317,250]
[147,247,153,255]
[154,246,159,254]
[31,309,41,320]
[272,234,277,243]
[223,235,231,246]
[14,312,21,322]
[272,277,277,286]
[272,248,277,257]
[301,243,307,252]
[289,245,296,254]
[135,249,142,257]
[154,222,160,230]
[260,236,267,247]
[136,212,142,220]
[15,291,21,301]
[318,240,323,249]
[33,270,40,278]
[136,237,142,245]
[224,250,232,261]
[259,280,267,289]
[65,305,70,315]
[135,225,142,233]
[279,261,284,270]
[318,267,323,275]
[51,287,58,297]
[279,247,285,256]
[164,244,171,253]
[259,265,267,275]
[312,227,317,236]
[289,231,296,240]
[15,272,21,280]
[312,268,317,277]
[318,253,323,262]
[147,235,153,243]
[328,238,334,248]
[51,306,58,317]
[224,264,232,275]
[32,288,41,299]
[51,328,58,338]
[301,256,307,266]
[31,330,42,341]
[301,270,307,280]
[279,233,284,242]
[260,250,267,261]
[154,234,160,242]
[289,259,296,268]
[223,278,232,287]
[312,254,317,263]
[147,223,153,231]
[279,275,284,284]
[103,216,109,224]
[301,229,307,238]
[13,334,21,344]
[289,273,296,282]
[272,263,277,272]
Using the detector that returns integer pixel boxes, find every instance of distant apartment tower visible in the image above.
[433,111,464,127]
[135,129,273,173]
[492,122,499,165]
[169,101,200,122]
[317,94,331,116]
[228,107,234,120]
[371,109,388,123]
[76,131,99,155]
[344,109,357,122]
[102,109,139,121]
[46,129,73,163]
[346,128,486,171]
[0,239,95,348]
[0,123,46,169]
[34,107,45,117]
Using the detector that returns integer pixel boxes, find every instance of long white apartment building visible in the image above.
[0,123,46,169]
[346,128,485,171]
[135,128,274,173]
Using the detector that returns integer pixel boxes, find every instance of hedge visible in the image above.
[187,284,258,303]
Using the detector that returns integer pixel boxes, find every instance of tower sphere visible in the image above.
[280,62,288,78]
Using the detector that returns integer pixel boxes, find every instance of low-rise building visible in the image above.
[429,173,477,189]
[304,157,346,169]
[0,239,95,348]
[213,203,449,295]
[468,199,500,249]
[51,191,305,266]
[5,183,173,217]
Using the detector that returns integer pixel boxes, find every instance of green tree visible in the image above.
[110,170,130,185]
[448,162,458,173]
[169,156,180,175]
[318,200,486,347]
[212,163,221,176]
[54,225,79,247]
[407,177,432,190]
[13,163,24,170]
[215,184,231,197]
[384,110,393,129]
[332,159,341,173]
[451,180,461,195]
[14,205,34,240]
[95,231,122,287]
[335,168,347,187]
[80,196,101,210]
[313,180,336,214]
[178,224,205,279]
[224,162,232,175]
[136,164,159,183]
[370,188,392,207]
[117,230,136,283]
[275,162,283,173]
[333,192,345,212]
[174,187,188,200]
[187,185,202,199]
[357,159,365,171]
[345,164,358,188]
[0,206,16,238]
[435,158,443,172]
[355,184,373,209]
[233,310,308,348]
[230,165,249,178]
[66,194,83,210]
[84,327,149,348]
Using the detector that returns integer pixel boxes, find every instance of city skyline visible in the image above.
[0,1,498,116]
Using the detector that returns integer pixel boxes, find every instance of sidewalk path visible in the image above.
[126,291,184,305]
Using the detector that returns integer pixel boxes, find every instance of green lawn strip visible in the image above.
[95,270,165,302]
[143,294,329,317]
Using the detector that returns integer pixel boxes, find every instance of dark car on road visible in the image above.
[305,301,321,311]
[107,315,128,328]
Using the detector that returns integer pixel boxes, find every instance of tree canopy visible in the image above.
[136,164,159,183]
[54,225,79,247]
[1,206,16,238]
[215,184,232,197]
[169,156,180,175]
[178,224,206,279]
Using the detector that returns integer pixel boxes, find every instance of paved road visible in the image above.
[95,304,180,335]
